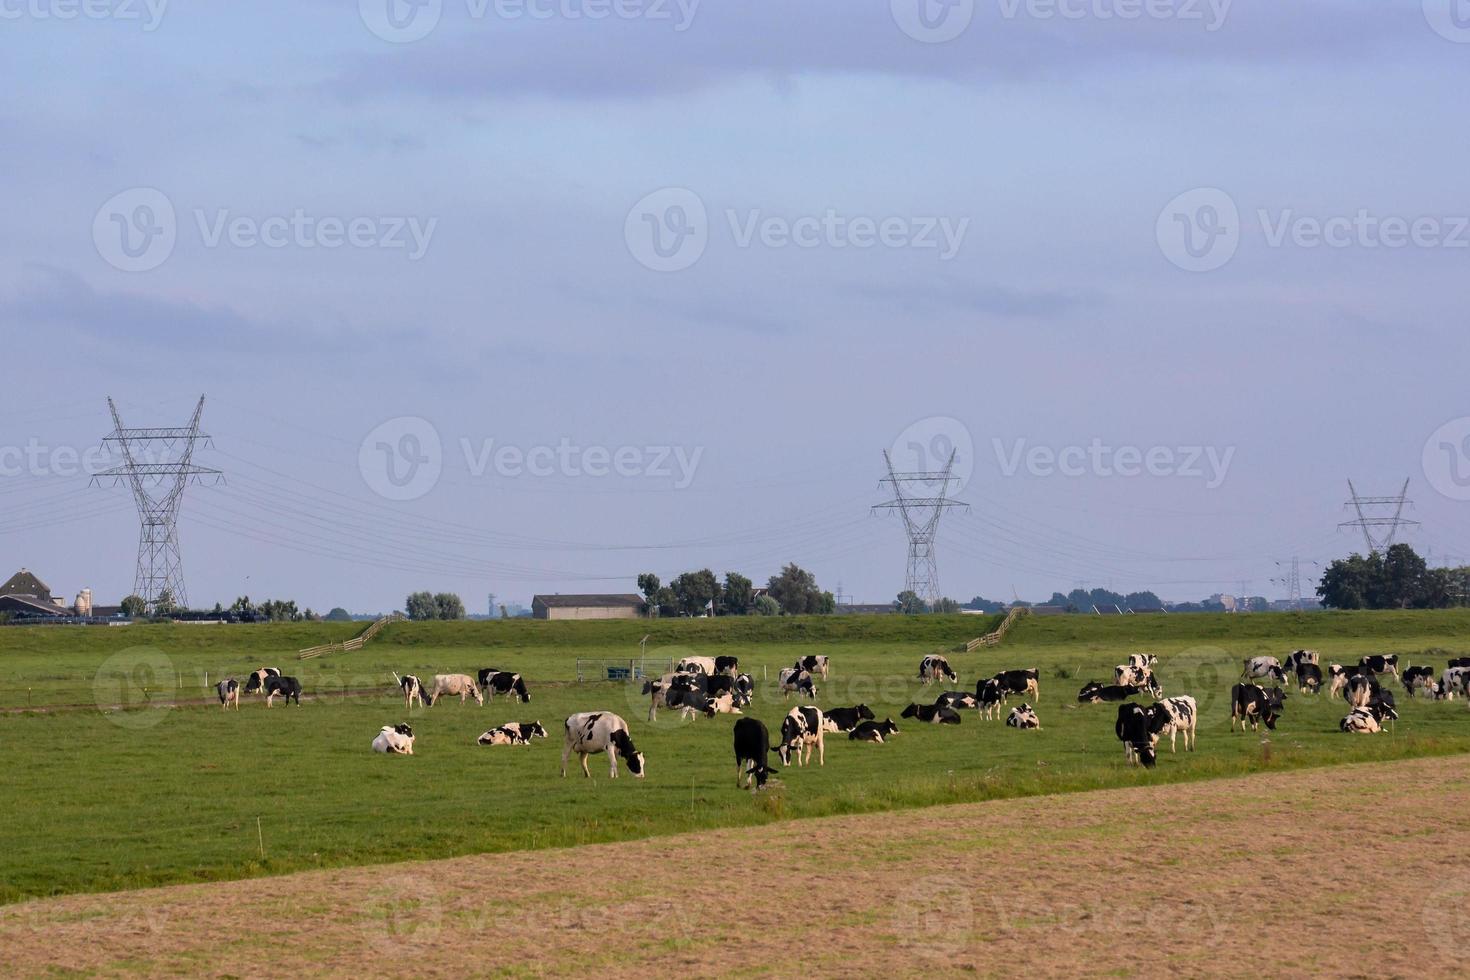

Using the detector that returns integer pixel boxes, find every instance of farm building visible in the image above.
[0,569,71,618]
[532,593,645,620]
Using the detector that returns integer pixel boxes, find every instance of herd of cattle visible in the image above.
[215,647,1470,789]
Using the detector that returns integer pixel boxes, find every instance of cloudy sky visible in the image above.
[3,0,1470,613]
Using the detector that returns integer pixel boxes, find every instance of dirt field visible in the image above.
[5,757,1468,978]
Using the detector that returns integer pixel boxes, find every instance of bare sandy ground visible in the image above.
[5,757,1468,978]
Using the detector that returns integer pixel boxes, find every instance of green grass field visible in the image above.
[4,610,1470,905]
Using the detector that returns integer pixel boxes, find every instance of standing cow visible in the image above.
[733,717,778,792]
[425,674,483,706]
[1152,695,1197,752]
[216,678,239,710]
[477,669,531,703]
[561,712,645,779]
[918,655,957,685]
[264,675,302,707]
[243,667,282,695]
[394,673,425,709]
[776,706,825,767]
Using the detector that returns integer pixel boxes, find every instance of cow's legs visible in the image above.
[580,753,591,778]
[560,745,571,777]
[607,748,619,779]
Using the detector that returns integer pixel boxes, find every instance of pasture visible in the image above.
[4,610,1470,905]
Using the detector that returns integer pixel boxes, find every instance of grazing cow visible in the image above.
[934,691,979,711]
[777,668,817,700]
[849,718,900,743]
[243,667,281,694]
[476,670,531,703]
[1125,653,1159,671]
[1356,654,1400,679]
[1115,703,1158,768]
[396,673,425,709]
[1295,663,1323,695]
[976,678,1007,720]
[371,723,415,754]
[714,655,740,676]
[918,655,957,685]
[792,655,830,679]
[1368,689,1399,729]
[1340,707,1381,734]
[264,675,301,707]
[1005,704,1040,729]
[646,674,719,721]
[821,704,876,733]
[425,674,483,706]
[776,706,825,767]
[1437,666,1470,700]
[561,712,645,779]
[1230,683,1284,732]
[1152,695,1197,752]
[1114,665,1162,698]
[900,702,962,725]
[1241,657,1287,685]
[1344,674,1379,709]
[733,717,779,791]
[992,668,1040,701]
[1327,664,1353,699]
[1402,665,1436,698]
[216,678,239,710]
[675,656,718,676]
[1077,682,1143,704]
[477,721,548,746]
[1283,650,1319,687]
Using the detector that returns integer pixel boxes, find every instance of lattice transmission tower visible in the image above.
[873,450,968,605]
[93,396,222,611]
[1339,479,1418,554]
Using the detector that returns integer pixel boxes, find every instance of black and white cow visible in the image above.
[992,668,1040,701]
[1402,665,1436,698]
[714,655,740,676]
[976,678,1007,720]
[1230,683,1284,732]
[1327,664,1353,699]
[243,667,281,694]
[1241,657,1287,686]
[821,704,875,733]
[934,691,979,711]
[734,672,755,703]
[1115,703,1158,768]
[1005,704,1040,729]
[777,706,825,766]
[704,673,752,708]
[1437,666,1470,700]
[476,669,531,703]
[395,673,425,709]
[900,702,962,725]
[1356,654,1400,679]
[849,718,900,743]
[1340,707,1382,734]
[792,655,830,679]
[372,723,415,754]
[1344,674,1380,709]
[216,678,239,710]
[425,674,483,706]
[561,712,645,779]
[1152,695,1197,752]
[1124,653,1159,671]
[918,655,957,685]
[733,717,778,791]
[264,675,302,707]
[777,668,817,700]
[1283,650,1320,689]
[675,656,718,677]
[645,674,722,721]
[1295,663,1323,695]
[1113,664,1162,698]
[477,721,548,746]
[1077,682,1142,704]
[1448,657,1470,671]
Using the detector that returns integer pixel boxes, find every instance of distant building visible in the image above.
[0,569,72,618]
[835,603,897,615]
[532,593,645,621]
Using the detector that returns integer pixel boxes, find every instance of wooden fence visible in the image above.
[964,606,1030,652]
[298,612,405,660]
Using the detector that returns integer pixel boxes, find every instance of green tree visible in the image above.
[324,607,353,622]
[637,573,661,602]
[895,590,928,614]
[154,589,177,616]
[720,572,754,615]
[406,591,438,621]
[432,593,466,620]
[932,597,962,614]
[754,594,781,616]
[120,595,147,618]
[766,563,824,615]
[671,569,720,617]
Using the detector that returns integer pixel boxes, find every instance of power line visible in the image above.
[873,449,967,605]
[1339,478,1418,554]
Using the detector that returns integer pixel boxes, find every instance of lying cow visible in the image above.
[216,678,239,710]
[1230,683,1284,732]
[918,655,957,685]
[992,668,1040,701]
[1077,682,1143,704]
[777,706,825,766]
[243,667,281,695]
[1005,704,1040,729]
[395,672,425,709]
[1340,707,1382,734]
[901,702,962,725]
[934,691,979,711]
[1115,703,1158,768]
[733,717,778,792]
[1402,665,1436,698]
[849,718,900,743]
[264,675,301,707]
[777,668,817,700]
[371,723,415,754]
[792,655,830,679]
[822,704,875,733]
[425,674,483,706]
[477,721,548,746]
[1152,695,1197,752]
[561,712,645,779]
[1241,657,1286,686]
[477,669,531,703]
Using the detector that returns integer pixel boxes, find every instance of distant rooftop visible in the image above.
[532,594,644,608]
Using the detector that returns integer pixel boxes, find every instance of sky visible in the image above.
[3,0,1470,614]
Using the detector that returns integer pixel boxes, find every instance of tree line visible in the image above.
[638,563,834,617]
[1317,544,1470,610]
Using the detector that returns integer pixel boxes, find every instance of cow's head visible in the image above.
[1077,683,1102,703]
[610,729,645,778]
[513,677,530,702]
[1135,741,1157,768]
[528,722,548,739]
[900,703,921,719]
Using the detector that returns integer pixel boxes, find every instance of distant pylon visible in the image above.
[93,397,222,611]
[1275,558,1302,607]
[873,449,968,605]
[1339,479,1419,553]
